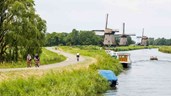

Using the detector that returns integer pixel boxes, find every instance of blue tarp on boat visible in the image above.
[98,70,117,81]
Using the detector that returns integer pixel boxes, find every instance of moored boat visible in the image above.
[98,70,118,87]
[117,52,132,68]
[108,51,132,68]
[150,56,158,60]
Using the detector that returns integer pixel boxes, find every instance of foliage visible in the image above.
[66,29,80,45]
[0,0,46,62]
[45,29,137,47]
[127,36,135,45]
[0,48,66,68]
[45,32,68,46]
[149,38,171,45]
[45,29,103,46]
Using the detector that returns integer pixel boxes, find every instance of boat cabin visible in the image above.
[108,51,132,68]
[117,53,131,63]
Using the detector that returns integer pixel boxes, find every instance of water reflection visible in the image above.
[104,49,171,96]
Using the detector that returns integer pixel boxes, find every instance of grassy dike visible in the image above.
[0,48,66,68]
[109,45,158,51]
[0,46,123,96]
[159,46,171,53]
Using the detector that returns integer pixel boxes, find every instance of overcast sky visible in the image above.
[35,0,171,39]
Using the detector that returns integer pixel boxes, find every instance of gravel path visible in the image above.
[0,47,85,72]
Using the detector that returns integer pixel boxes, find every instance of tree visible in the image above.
[148,38,155,45]
[57,32,68,45]
[166,39,171,45]
[79,31,102,45]
[66,29,80,45]
[127,36,135,45]
[154,38,166,45]
[0,0,46,62]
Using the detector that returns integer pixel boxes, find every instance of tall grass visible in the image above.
[0,69,109,96]
[0,48,66,68]
[0,46,123,96]
[159,46,171,53]
[60,45,123,75]
[110,45,158,51]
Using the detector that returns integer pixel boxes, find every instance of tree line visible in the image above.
[45,30,171,47]
[45,29,135,46]
[45,29,103,46]
[148,38,171,45]
[0,0,46,62]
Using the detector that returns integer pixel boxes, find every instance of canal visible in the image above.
[104,49,171,96]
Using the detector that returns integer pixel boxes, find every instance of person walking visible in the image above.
[26,54,32,67]
[76,53,80,61]
[34,54,40,67]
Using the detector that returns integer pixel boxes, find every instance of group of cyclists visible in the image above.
[26,54,40,67]
[27,52,80,68]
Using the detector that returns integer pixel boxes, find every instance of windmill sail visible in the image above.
[118,23,136,46]
[93,14,119,46]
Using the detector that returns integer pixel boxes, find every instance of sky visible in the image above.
[35,0,171,40]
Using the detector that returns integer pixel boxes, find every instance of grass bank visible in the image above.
[0,46,123,96]
[0,48,66,68]
[159,46,171,53]
[0,70,108,96]
[60,45,123,75]
[109,45,158,51]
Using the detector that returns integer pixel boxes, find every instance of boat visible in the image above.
[109,51,132,68]
[98,70,118,87]
[117,52,132,68]
[150,56,158,60]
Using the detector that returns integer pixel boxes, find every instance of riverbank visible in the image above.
[108,45,158,51]
[158,46,171,53]
[0,46,123,96]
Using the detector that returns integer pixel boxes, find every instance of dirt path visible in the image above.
[0,47,87,72]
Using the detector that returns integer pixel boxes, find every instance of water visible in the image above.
[104,49,171,96]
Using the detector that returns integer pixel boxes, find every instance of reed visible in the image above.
[159,46,171,53]
[110,45,158,51]
[0,69,109,96]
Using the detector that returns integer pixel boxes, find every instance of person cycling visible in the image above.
[34,54,40,67]
[76,53,80,61]
[27,54,32,67]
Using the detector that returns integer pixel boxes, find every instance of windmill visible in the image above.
[93,14,119,46]
[137,28,148,46]
[115,23,136,46]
